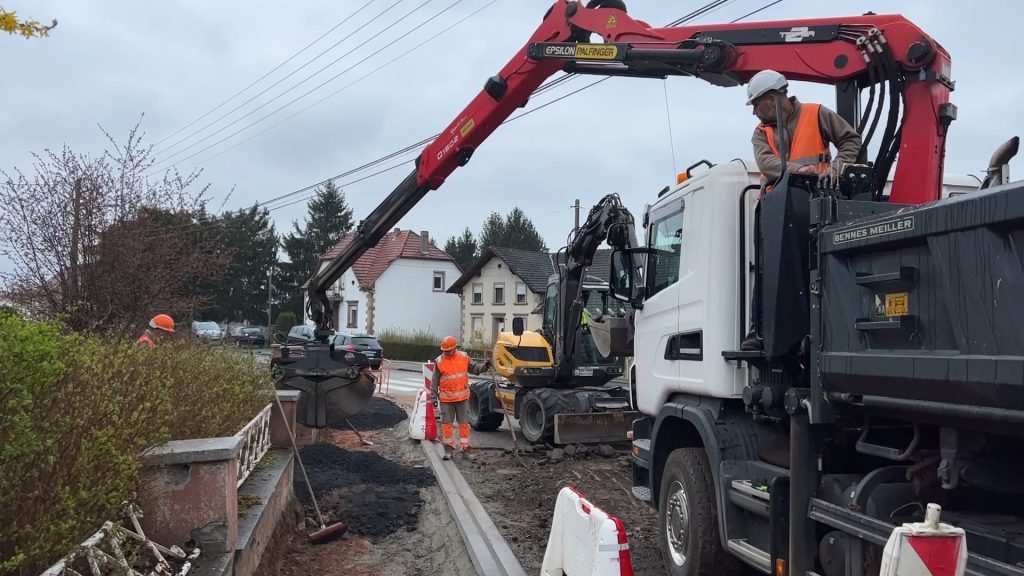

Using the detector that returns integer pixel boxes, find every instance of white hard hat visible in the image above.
[746,69,788,105]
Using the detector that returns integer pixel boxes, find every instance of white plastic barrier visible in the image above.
[540,486,634,576]
[409,388,434,441]
[880,503,967,576]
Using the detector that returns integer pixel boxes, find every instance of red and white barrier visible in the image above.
[540,486,633,576]
[880,503,967,576]
[423,361,435,389]
[409,387,437,441]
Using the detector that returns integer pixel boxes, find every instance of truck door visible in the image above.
[635,197,685,411]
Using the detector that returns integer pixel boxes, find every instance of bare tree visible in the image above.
[0,120,228,333]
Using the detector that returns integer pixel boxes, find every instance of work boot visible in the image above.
[740,330,764,352]
[442,445,454,461]
[460,445,474,460]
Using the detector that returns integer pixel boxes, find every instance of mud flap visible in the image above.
[554,410,640,445]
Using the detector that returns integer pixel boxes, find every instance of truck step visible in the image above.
[731,479,770,501]
[727,481,770,518]
[726,539,771,573]
[631,486,652,502]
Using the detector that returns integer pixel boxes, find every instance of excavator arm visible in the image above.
[307,0,954,338]
[553,193,640,379]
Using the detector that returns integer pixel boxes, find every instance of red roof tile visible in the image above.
[320,229,453,289]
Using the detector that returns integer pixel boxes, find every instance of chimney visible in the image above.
[420,230,430,254]
[393,227,401,234]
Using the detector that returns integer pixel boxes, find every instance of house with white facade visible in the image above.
[447,247,612,348]
[303,229,461,338]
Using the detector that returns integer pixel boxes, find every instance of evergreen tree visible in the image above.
[444,227,479,272]
[279,181,354,317]
[203,206,278,323]
[478,208,547,252]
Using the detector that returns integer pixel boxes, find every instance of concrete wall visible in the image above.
[457,256,544,347]
[374,258,462,339]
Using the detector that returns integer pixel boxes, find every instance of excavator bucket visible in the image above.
[588,315,634,358]
[554,410,640,445]
[280,373,376,428]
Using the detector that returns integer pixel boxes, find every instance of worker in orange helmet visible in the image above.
[431,335,491,460]
[137,314,175,349]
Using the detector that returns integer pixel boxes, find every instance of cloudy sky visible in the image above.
[2,0,1022,275]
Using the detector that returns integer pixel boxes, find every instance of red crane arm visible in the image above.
[307,1,953,335]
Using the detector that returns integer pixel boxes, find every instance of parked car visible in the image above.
[331,332,384,369]
[234,327,266,348]
[192,321,223,341]
[286,324,315,344]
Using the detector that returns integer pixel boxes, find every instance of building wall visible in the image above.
[458,256,545,347]
[373,259,461,339]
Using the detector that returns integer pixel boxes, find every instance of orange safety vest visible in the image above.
[757,102,830,187]
[136,333,156,349]
[435,351,470,403]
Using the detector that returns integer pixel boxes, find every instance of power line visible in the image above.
[149,0,459,173]
[731,0,783,22]
[186,0,501,170]
[156,0,408,158]
[142,0,781,238]
[152,0,379,148]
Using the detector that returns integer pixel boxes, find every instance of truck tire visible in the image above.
[658,448,743,576]
[468,386,503,431]
[519,388,568,444]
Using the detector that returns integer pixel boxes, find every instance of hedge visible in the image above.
[380,341,487,363]
[0,315,274,574]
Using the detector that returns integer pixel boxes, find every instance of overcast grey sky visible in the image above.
[2,0,1021,276]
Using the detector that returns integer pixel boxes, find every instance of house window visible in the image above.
[472,283,483,304]
[515,282,527,304]
[493,282,505,305]
[347,301,358,328]
[471,315,484,342]
[433,271,445,292]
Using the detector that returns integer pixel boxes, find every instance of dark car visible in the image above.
[234,327,266,348]
[331,333,384,369]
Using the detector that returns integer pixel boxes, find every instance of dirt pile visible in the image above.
[297,442,434,539]
[337,396,409,431]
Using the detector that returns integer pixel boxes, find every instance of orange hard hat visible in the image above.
[149,314,175,333]
[440,335,458,351]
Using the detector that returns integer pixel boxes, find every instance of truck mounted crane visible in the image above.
[273,3,1024,574]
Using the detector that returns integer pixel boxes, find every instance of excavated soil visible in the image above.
[336,395,410,431]
[454,444,668,575]
[276,397,473,576]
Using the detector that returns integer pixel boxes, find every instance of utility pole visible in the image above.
[573,199,581,234]
[267,268,273,332]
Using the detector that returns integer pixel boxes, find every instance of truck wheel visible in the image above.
[519,388,567,444]
[468,387,503,431]
[658,448,742,576]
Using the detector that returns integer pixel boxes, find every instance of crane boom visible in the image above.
[307,0,954,338]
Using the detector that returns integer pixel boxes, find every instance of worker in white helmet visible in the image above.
[741,70,862,352]
[747,69,862,184]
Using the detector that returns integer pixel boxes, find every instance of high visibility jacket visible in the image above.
[435,351,471,403]
[136,334,156,349]
[756,102,830,188]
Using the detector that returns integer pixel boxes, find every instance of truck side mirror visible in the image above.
[512,316,525,336]
[610,249,644,309]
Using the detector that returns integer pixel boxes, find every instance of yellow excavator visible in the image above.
[466,194,643,445]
